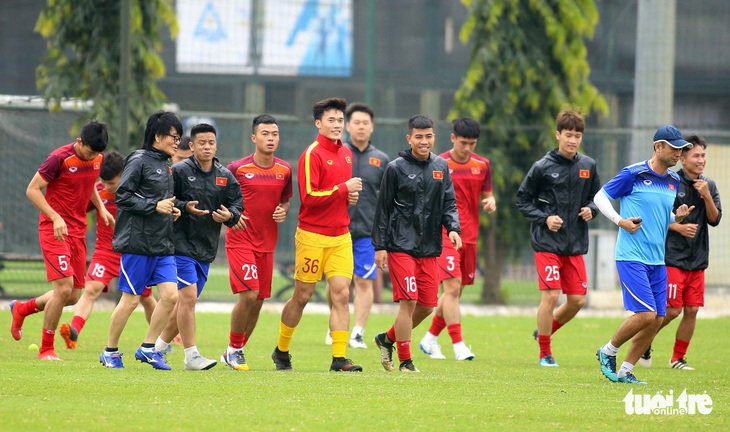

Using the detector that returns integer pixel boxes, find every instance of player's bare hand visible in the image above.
[185,200,210,216]
[100,209,115,229]
[272,206,287,223]
[546,215,563,232]
[578,207,593,221]
[482,196,496,213]
[172,207,181,222]
[618,217,642,234]
[693,179,711,199]
[52,216,68,242]
[375,250,388,270]
[232,214,249,231]
[348,191,359,205]
[156,196,176,215]
[675,204,695,223]
[345,177,363,193]
[212,205,231,223]
[677,223,698,238]
[449,231,462,251]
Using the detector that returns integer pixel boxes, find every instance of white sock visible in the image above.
[227,345,243,355]
[184,346,199,361]
[601,341,619,356]
[155,336,170,353]
[617,361,634,378]
[351,326,364,339]
[423,332,437,344]
[453,341,467,351]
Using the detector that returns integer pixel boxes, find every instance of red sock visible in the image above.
[229,331,245,349]
[447,323,463,344]
[72,316,86,335]
[396,340,411,362]
[428,314,447,337]
[672,339,690,362]
[551,319,564,335]
[41,328,55,353]
[242,334,249,347]
[386,326,396,343]
[18,298,40,317]
[538,334,552,358]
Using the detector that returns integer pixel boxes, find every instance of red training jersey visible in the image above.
[86,182,119,258]
[227,155,293,252]
[297,133,353,236]
[440,151,492,244]
[37,143,102,238]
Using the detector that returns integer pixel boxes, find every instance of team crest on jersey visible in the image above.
[345,156,351,164]
[433,171,443,180]
[216,177,228,186]
[245,173,255,179]
[369,157,380,167]
[69,167,78,173]
[579,169,590,178]
[472,167,480,175]
[276,172,285,180]
[327,160,333,165]
[669,184,675,191]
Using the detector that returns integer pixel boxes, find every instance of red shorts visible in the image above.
[85,250,120,291]
[437,242,477,285]
[140,287,153,297]
[227,247,274,299]
[534,252,587,295]
[666,266,704,308]
[39,232,87,288]
[387,252,439,307]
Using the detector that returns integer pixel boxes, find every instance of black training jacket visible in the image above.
[172,157,243,263]
[345,142,390,238]
[113,148,176,256]
[516,149,601,256]
[372,149,460,257]
[665,169,722,270]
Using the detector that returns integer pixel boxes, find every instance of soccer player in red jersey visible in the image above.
[221,114,292,370]
[372,115,461,373]
[58,152,157,350]
[419,118,495,361]
[271,98,364,372]
[10,120,111,360]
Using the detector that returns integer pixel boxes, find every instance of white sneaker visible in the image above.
[454,344,475,361]
[419,337,446,359]
[184,354,217,370]
[349,334,368,349]
[325,330,332,345]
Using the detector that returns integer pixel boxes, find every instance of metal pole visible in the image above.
[364,0,375,105]
[119,0,131,153]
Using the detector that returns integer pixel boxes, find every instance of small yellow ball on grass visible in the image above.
[28,343,39,352]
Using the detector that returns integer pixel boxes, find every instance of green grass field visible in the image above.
[1,308,726,431]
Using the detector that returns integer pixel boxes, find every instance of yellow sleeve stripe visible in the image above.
[304,141,339,197]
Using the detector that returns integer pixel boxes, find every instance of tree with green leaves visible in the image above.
[35,0,177,152]
[451,0,608,303]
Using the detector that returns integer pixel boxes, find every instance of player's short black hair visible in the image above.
[191,123,217,139]
[252,114,278,134]
[143,111,183,149]
[683,134,707,152]
[556,110,585,133]
[179,136,192,151]
[312,97,347,121]
[345,102,374,122]
[452,117,480,139]
[100,151,124,180]
[80,120,109,152]
[408,115,434,133]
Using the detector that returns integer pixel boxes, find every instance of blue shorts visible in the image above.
[616,261,667,316]
[118,254,177,296]
[175,255,210,298]
[352,237,376,280]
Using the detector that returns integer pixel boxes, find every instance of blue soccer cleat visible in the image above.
[597,348,618,382]
[100,351,124,369]
[135,347,171,370]
[618,371,648,385]
[539,354,559,367]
